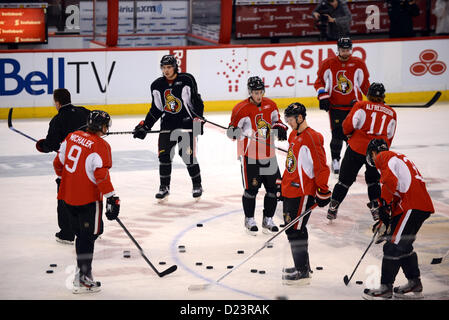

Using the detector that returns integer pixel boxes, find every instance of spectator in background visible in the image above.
[434,0,449,34]
[312,0,352,41]
[386,0,420,38]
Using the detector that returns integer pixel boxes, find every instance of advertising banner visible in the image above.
[0,38,448,111]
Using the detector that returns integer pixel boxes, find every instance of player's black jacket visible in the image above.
[41,104,90,152]
[143,73,204,131]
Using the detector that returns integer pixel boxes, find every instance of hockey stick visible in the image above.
[116,217,177,277]
[390,91,441,108]
[106,130,161,135]
[343,227,380,286]
[191,112,289,154]
[188,203,318,291]
[431,249,449,264]
[7,108,38,142]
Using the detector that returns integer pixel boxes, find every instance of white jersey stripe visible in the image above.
[393,209,412,244]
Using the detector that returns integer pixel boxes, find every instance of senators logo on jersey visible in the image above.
[333,71,353,95]
[286,147,297,173]
[255,114,271,140]
[164,89,182,114]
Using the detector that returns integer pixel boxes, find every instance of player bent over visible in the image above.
[362,139,434,300]
[227,76,288,235]
[134,55,204,201]
[281,103,331,285]
[54,110,120,294]
[314,37,370,174]
[327,83,397,221]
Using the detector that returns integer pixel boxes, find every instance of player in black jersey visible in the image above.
[134,55,205,200]
[36,88,91,244]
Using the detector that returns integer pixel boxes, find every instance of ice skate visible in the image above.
[155,185,170,202]
[282,270,311,286]
[331,159,340,174]
[393,278,424,299]
[262,216,279,234]
[192,184,202,200]
[245,217,258,236]
[72,274,101,294]
[367,200,380,221]
[362,284,393,300]
[327,199,339,220]
[55,232,74,245]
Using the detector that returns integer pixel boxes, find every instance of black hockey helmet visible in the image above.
[367,82,386,98]
[160,54,178,73]
[247,76,265,94]
[337,37,352,49]
[87,110,111,132]
[284,102,307,122]
[366,138,389,167]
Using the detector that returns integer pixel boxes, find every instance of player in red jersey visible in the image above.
[281,103,331,285]
[227,76,288,235]
[362,139,434,300]
[314,37,370,174]
[327,83,397,221]
[54,110,120,294]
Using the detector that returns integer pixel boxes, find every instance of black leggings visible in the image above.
[158,130,201,187]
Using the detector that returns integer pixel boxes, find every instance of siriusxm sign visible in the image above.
[119,4,163,14]
[0,58,115,96]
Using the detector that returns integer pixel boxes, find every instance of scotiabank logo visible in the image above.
[410,49,446,76]
[217,49,247,93]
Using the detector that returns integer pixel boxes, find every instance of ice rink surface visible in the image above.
[1,103,448,300]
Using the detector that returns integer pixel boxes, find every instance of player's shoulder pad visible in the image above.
[151,76,166,88]
[177,73,197,85]
[351,56,366,65]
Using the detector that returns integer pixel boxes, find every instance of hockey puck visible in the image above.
[316,266,323,270]
[196,223,203,227]
[237,250,244,254]
[49,264,57,268]
[206,265,213,269]
[250,269,258,273]
[179,249,186,253]
[195,262,203,266]
[276,296,288,300]
[159,261,166,265]
[227,265,233,269]
[267,243,273,248]
[46,270,53,274]
[178,245,185,249]
[356,281,363,285]
[280,224,285,228]
[259,270,266,274]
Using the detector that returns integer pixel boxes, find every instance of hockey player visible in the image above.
[327,83,397,221]
[314,37,370,174]
[54,110,120,294]
[227,76,288,235]
[281,103,331,285]
[36,88,91,245]
[362,139,434,300]
[133,55,204,200]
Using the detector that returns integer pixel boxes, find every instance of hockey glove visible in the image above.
[318,91,331,111]
[226,126,242,140]
[315,187,331,207]
[36,139,51,153]
[272,122,288,141]
[133,121,150,140]
[106,196,120,221]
